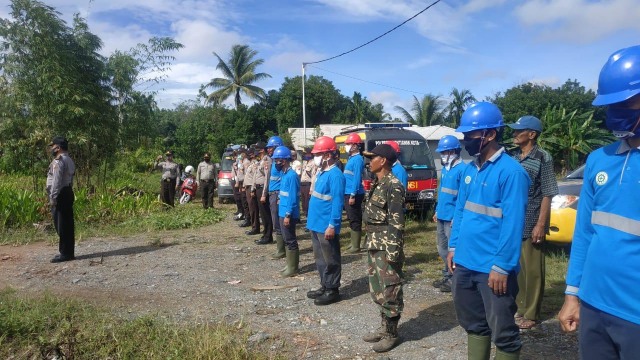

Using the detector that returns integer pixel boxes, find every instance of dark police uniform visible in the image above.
[47,138,76,262]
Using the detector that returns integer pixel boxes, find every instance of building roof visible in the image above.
[408,125,463,141]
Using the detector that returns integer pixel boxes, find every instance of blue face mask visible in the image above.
[606,107,640,139]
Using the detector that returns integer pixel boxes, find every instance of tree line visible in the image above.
[0,0,612,191]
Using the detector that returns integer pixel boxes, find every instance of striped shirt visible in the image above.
[511,145,559,238]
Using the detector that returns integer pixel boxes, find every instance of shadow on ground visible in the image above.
[75,243,175,260]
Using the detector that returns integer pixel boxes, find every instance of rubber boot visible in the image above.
[467,334,491,360]
[281,248,299,277]
[345,231,362,254]
[495,348,520,360]
[372,315,400,353]
[363,313,386,343]
[271,234,285,259]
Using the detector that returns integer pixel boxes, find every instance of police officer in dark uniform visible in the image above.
[47,136,76,263]
[155,151,179,207]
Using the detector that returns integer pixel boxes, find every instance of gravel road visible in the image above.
[0,204,578,359]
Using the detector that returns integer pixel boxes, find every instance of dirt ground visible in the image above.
[0,204,578,359]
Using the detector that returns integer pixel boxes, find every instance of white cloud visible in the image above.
[461,0,509,13]
[514,0,640,42]
[171,20,247,61]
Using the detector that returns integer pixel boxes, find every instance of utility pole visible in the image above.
[302,62,307,146]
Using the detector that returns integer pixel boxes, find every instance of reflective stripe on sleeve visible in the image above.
[343,169,354,175]
[280,190,289,197]
[311,191,332,201]
[441,187,458,196]
[270,176,280,181]
[591,211,640,236]
[464,201,502,218]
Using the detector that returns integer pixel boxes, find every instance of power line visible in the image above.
[304,0,443,65]
[308,64,428,96]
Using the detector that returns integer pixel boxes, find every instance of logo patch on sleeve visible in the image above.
[595,171,608,186]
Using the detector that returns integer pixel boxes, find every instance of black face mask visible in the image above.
[275,162,284,171]
[462,137,484,157]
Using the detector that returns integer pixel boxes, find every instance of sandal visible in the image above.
[518,319,537,330]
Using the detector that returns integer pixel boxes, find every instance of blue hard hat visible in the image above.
[436,135,461,152]
[266,136,284,148]
[593,45,640,106]
[271,146,291,160]
[456,102,504,133]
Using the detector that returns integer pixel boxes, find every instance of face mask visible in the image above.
[606,107,640,139]
[275,162,284,171]
[313,155,323,167]
[51,149,58,157]
[440,154,450,166]
[463,131,486,157]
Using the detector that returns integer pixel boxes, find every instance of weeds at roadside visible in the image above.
[0,288,285,360]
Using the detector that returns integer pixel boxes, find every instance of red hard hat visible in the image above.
[345,132,363,144]
[311,136,337,154]
[386,140,401,154]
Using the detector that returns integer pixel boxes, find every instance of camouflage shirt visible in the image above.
[364,172,406,262]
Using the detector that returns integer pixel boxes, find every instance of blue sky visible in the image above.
[2,0,639,118]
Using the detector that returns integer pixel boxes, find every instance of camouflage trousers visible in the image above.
[368,249,404,318]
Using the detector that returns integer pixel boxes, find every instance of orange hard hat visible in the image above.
[311,136,337,154]
[345,132,363,145]
[386,140,401,154]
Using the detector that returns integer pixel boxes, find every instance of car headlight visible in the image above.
[551,194,579,209]
[218,179,231,186]
[418,190,435,200]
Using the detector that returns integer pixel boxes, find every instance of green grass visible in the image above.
[402,217,570,321]
[0,288,285,360]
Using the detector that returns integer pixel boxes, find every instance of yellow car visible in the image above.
[547,165,584,244]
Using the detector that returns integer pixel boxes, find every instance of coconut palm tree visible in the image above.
[394,94,445,127]
[204,44,271,108]
[447,88,476,127]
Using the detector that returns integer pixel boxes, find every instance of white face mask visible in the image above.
[350,144,359,153]
[313,155,323,167]
[440,155,450,165]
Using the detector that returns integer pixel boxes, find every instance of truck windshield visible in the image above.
[221,158,234,171]
[397,141,434,168]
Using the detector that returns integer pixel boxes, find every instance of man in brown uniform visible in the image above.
[244,148,260,235]
[253,142,273,244]
[196,152,216,209]
[155,150,179,207]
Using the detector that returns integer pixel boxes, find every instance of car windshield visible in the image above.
[565,165,585,180]
[367,139,435,168]
[221,158,234,171]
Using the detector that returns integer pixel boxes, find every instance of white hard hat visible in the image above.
[185,165,194,174]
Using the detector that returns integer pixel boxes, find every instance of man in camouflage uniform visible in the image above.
[47,136,76,263]
[155,150,180,207]
[361,144,406,353]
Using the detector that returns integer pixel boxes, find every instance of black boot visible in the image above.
[239,219,251,227]
[307,286,326,299]
[314,288,340,305]
[372,315,400,352]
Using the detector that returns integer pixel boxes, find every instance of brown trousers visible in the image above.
[245,186,259,232]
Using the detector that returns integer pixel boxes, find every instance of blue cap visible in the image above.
[508,116,542,132]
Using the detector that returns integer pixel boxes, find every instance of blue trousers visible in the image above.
[579,301,640,360]
[452,266,522,353]
[310,231,342,290]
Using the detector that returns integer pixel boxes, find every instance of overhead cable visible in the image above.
[304,0,443,65]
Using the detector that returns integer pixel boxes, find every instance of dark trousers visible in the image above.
[256,185,272,240]
[201,179,215,209]
[579,301,640,360]
[310,231,342,290]
[452,265,521,353]
[344,194,364,232]
[161,178,176,207]
[279,217,299,250]
[233,181,243,214]
[239,182,249,217]
[269,191,281,235]
[52,187,75,258]
[301,182,311,216]
[245,186,259,232]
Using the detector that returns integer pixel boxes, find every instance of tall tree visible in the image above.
[447,88,476,127]
[394,94,445,127]
[203,44,271,108]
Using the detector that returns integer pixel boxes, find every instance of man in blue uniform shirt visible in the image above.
[343,132,365,253]
[307,136,345,306]
[432,135,466,293]
[558,45,640,360]
[447,102,530,360]
[385,141,408,189]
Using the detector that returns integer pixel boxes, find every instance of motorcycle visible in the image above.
[179,166,198,204]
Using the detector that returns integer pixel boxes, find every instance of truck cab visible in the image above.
[217,149,235,203]
[334,123,437,213]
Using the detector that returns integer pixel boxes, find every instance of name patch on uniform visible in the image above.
[595,171,608,186]
[464,175,471,184]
